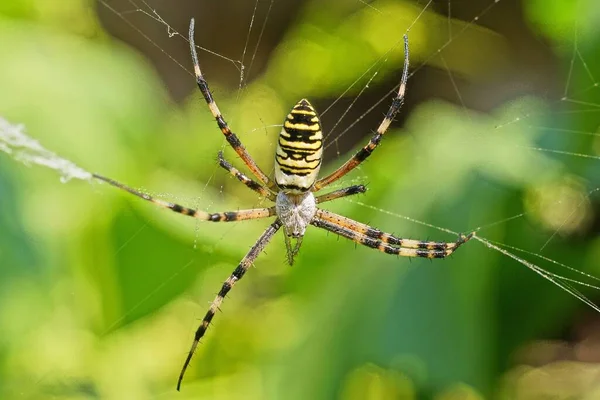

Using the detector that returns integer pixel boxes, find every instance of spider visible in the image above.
[93,18,474,391]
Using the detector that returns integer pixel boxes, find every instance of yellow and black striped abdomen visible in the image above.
[275,99,323,192]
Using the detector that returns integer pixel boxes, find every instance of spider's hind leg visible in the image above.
[189,18,272,187]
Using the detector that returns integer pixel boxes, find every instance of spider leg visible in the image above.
[311,213,473,258]
[189,19,273,188]
[93,173,275,221]
[283,234,303,265]
[218,151,277,201]
[315,209,474,250]
[177,220,282,391]
[313,35,409,191]
[315,185,366,204]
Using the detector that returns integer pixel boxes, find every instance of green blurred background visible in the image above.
[1,0,600,398]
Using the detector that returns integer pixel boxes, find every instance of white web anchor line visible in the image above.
[0,116,92,183]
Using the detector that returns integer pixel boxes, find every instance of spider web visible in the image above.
[1,0,600,397]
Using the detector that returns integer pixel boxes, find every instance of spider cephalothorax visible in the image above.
[275,191,316,238]
[92,18,474,391]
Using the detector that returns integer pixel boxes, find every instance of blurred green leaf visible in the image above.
[2,0,600,399]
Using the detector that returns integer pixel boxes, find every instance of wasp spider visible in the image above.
[93,19,474,390]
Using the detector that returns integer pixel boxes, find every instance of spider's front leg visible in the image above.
[93,173,276,222]
[311,209,474,258]
[177,220,282,391]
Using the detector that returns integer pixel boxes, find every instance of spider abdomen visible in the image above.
[274,99,323,192]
